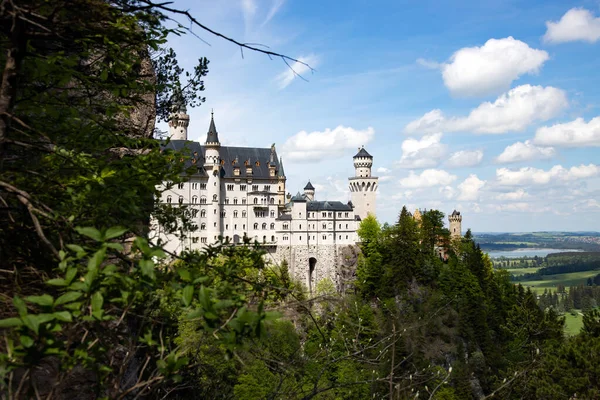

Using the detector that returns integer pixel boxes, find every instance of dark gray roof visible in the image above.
[161,140,283,179]
[451,210,461,216]
[206,113,220,144]
[291,192,307,202]
[307,201,353,212]
[304,181,315,190]
[277,214,292,221]
[278,157,285,177]
[354,147,372,158]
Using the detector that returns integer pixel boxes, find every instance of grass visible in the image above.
[518,269,600,295]
[563,311,584,336]
[505,267,541,276]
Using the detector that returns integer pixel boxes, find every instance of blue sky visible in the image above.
[165,0,600,232]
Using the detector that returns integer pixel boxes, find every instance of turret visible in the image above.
[304,181,315,201]
[448,210,462,238]
[348,146,378,220]
[277,157,286,208]
[204,111,222,242]
[168,88,189,140]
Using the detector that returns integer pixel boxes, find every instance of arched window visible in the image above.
[242,211,247,218]
[166,195,172,204]
[234,198,238,204]
[200,223,206,230]
[242,198,247,205]
[269,198,274,204]
[201,209,206,217]
[200,196,207,204]
[271,235,275,242]
[234,210,238,218]
[253,198,258,205]
[254,223,258,230]
[212,194,217,202]
[178,196,183,204]
[270,223,275,230]
[192,196,198,204]
[262,223,267,230]
[191,209,198,218]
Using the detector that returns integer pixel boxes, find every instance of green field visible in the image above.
[563,311,584,336]
[505,267,541,276]
[517,269,600,294]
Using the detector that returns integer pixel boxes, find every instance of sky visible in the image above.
[164,0,600,232]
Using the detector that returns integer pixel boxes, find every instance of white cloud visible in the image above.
[377,167,391,174]
[395,133,447,168]
[439,185,456,200]
[534,117,600,147]
[405,85,568,135]
[446,149,483,168]
[281,125,374,163]
[544,8,600,44]
[457,174,486,201]
[399,169,457,188]
[275,54,318,89]
[261,0,286,27]
[496,189,530,201]
[496,164,600,186]
[416,58,441,69]
[494,202,552,213]
[441,37,549,97]
[495,140,556,164]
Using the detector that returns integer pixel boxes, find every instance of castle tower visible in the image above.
[304,181,315,201]
[448,210,462,238]
[204,111,222,242]
[348,146,378,220]
[277,157,286,208]
[413,208,422,224]
[168,88,189,140]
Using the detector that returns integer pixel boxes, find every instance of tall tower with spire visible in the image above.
[168,88,189,140]
[204,111,222,243]
[348,146,378,220]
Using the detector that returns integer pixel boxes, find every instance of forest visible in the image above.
[2,1,600,399]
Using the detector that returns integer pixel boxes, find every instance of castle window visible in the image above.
[225,224,228,230]
[346,224,348,229]
[200,183,206,190]
[192,183,198,190]
[200,196,207,204]
[270,210,275,218]
[254,223,258,230]
[252,185,258,191]
[178,196,183,204]
[299,235,302,241]
[242,211,247,218]
[322,212,326,217]
[338,212,342,217]
[270,223,275,230]
[339,224,341,229]
[178,182,184,189]
[328,212,332,218]
[255,161,260,167]
[192,196,198,204]
[227,184,234,191]
[283,223,289,229]
[200,223,206,230]
[269,198,274,205]
[254,198,258,204]
[299,224,302,229]
[234,210,238,218]
[192,237,199,243]
[322,235,326,240]
[263,236,266,243]
[234,198,238,205]
[264,185,270,191]
[214,209,216,214]
[201,209,206,218]
[283,235,288,241]
[262,223,267,230]
[322,223,326,229]
[166,195,172,204]
[345,212,349,218]
[214,222,217,227]
[242,198,247,205]
[201,237,207,243]
[191,209,198,218]
[213,194,217,201]
[243,224,246,229]
[234,224,237,230]
[221,211,226,218]
[346,235,348,239]
[271,235,275,242]
[225,198,230,204]
[240,185,247,191]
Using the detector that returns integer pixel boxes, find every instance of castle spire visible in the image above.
[278,157,285,177]
[206,110,220,145]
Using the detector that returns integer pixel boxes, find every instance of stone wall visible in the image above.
[269,244,359,293]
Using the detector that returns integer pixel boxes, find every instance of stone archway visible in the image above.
[308,257,317,294]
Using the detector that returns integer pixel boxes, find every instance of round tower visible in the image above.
[448,210,462,238]
[304,181,315,201]
[204,111,222,243]
[348,146,378,220]
[168,89,189,140]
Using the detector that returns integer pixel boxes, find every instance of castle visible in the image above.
[152,108,378,291]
